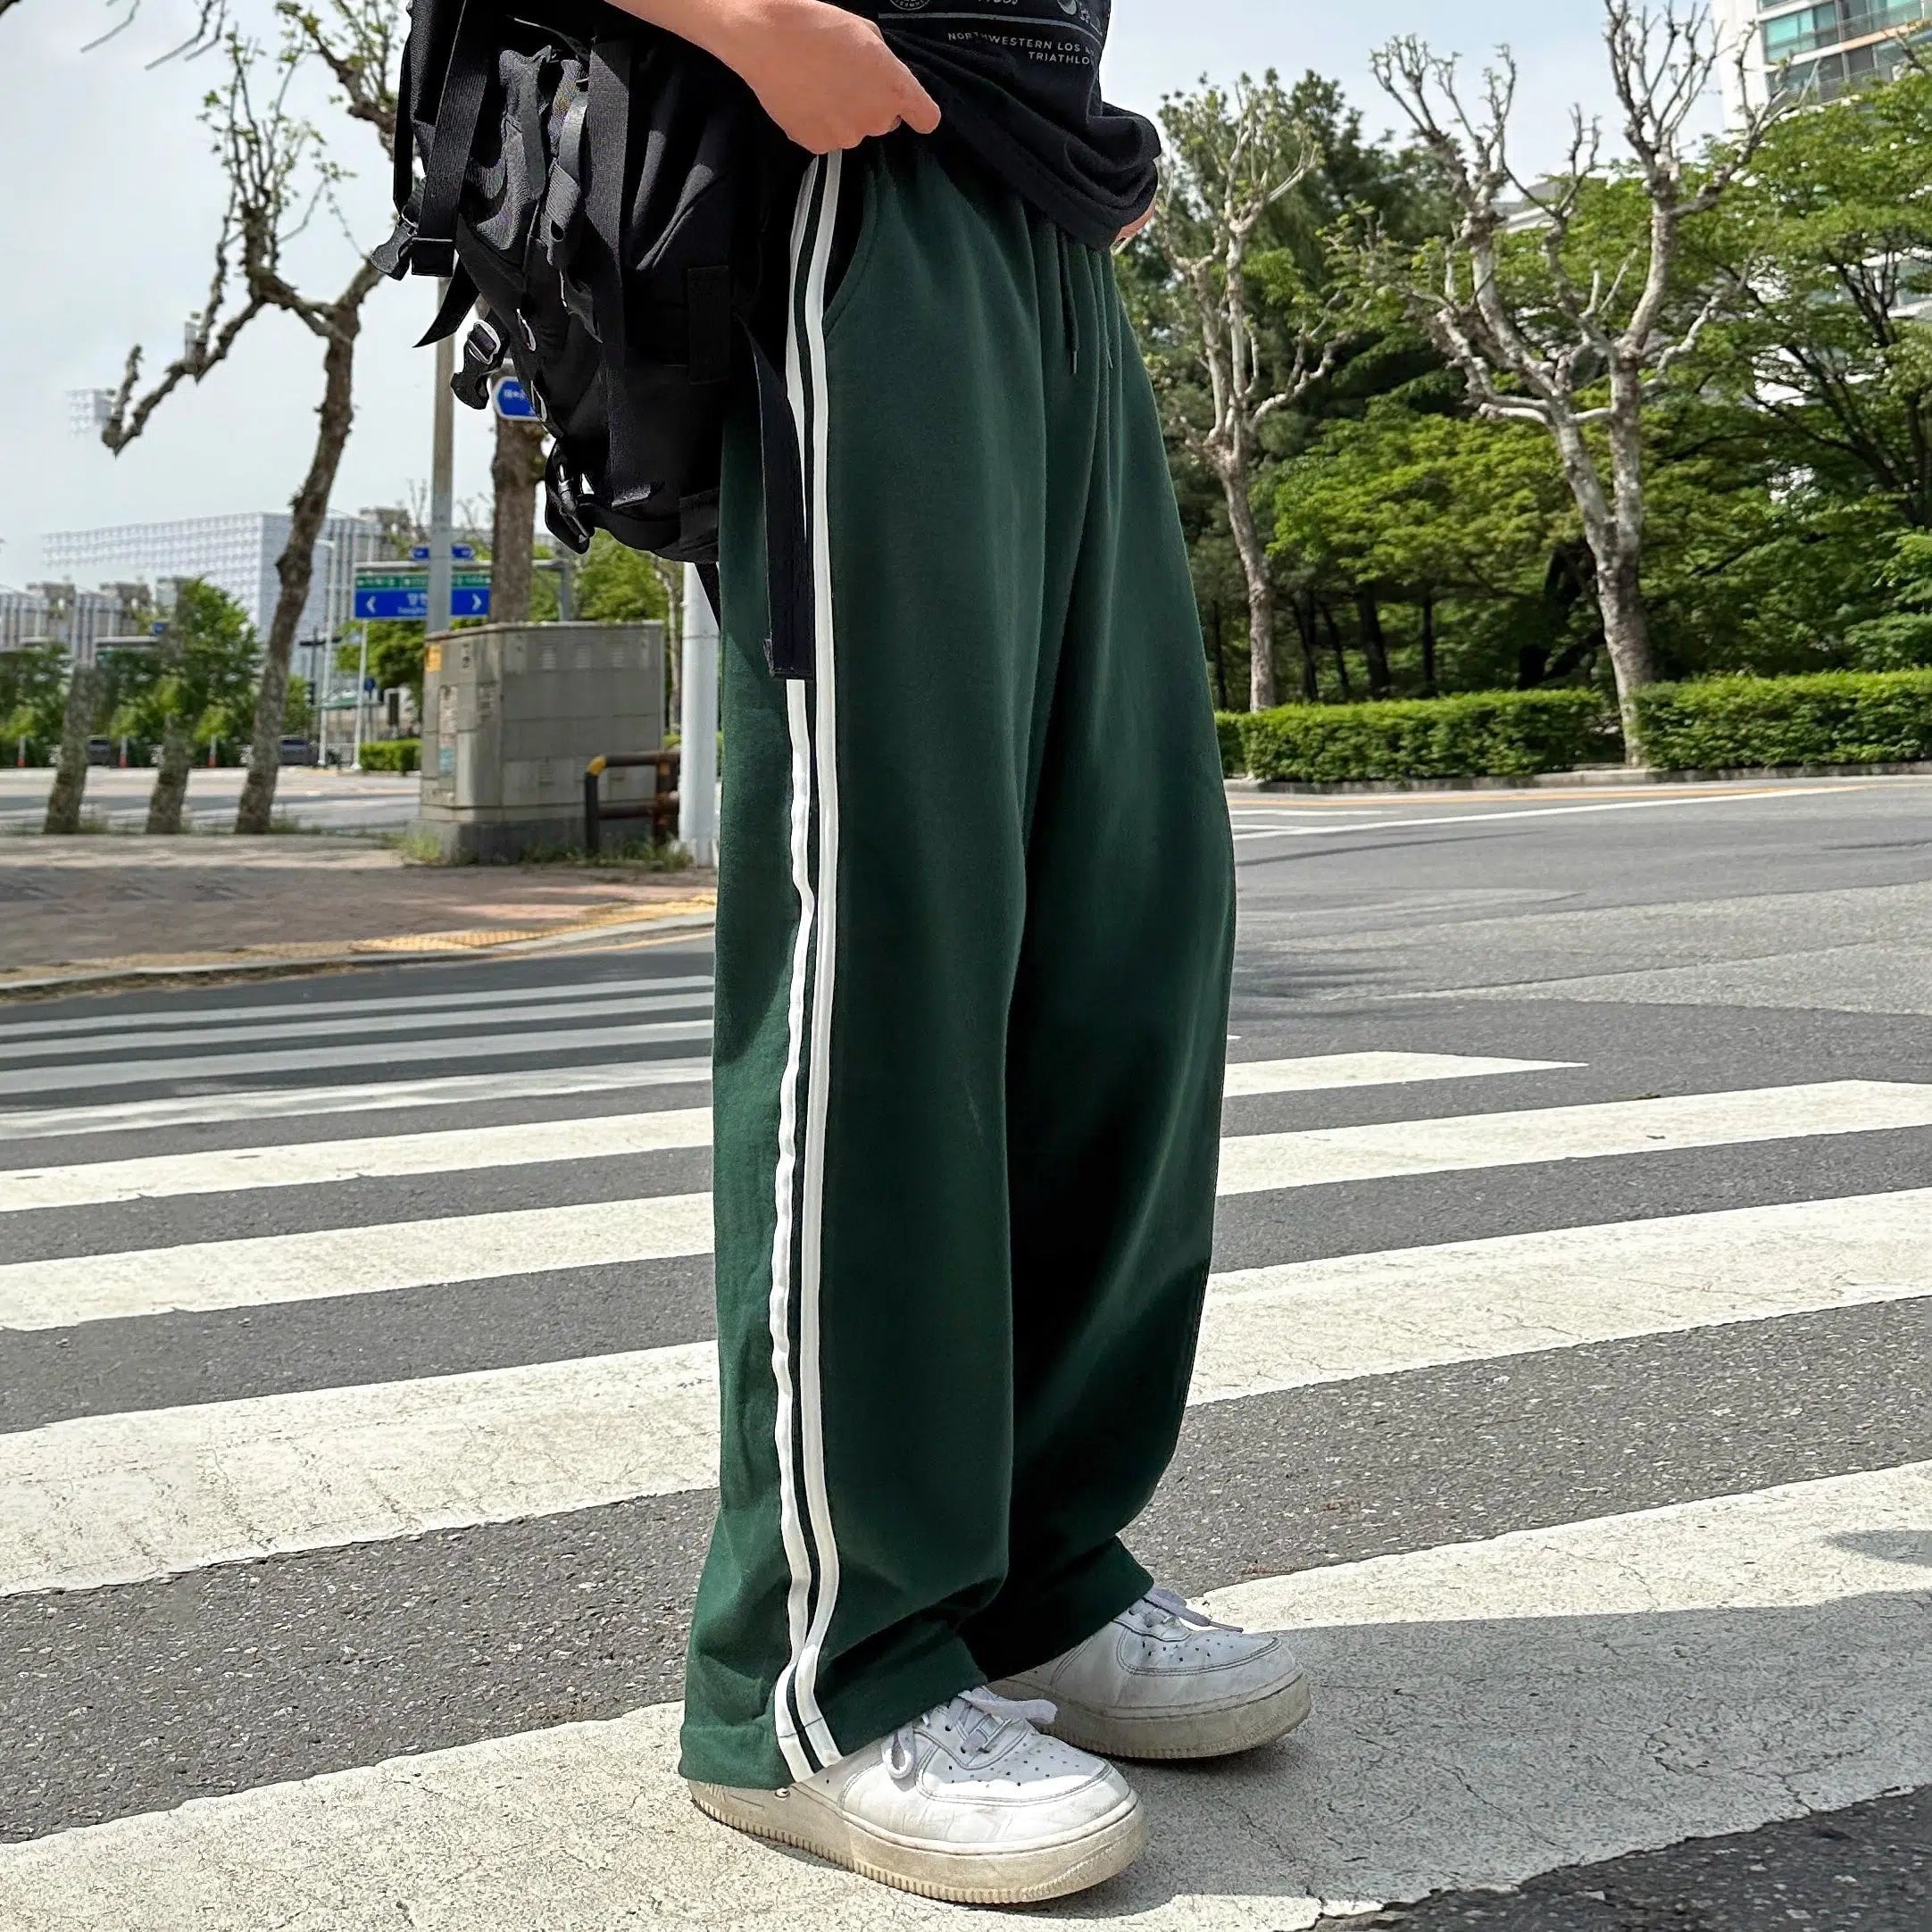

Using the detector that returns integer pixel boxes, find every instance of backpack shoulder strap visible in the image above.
[410,0,494,279]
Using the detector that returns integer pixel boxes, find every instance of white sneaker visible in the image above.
[993,1586,1312,1761]
[688,1688,1145,1905]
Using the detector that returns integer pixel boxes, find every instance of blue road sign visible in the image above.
[493,376,538,420]
[354,585,491,621]
[409,543,477,561]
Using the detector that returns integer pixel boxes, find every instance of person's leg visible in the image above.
[959,235,1238,1683]
[679,135,1112,1792]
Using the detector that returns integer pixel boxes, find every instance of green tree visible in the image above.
[1128,71,1445,708]
[1692,67,1932,532]
[575,531,670,623]
[1274,404,1578,696]
[106,580,262,827]
[0,643,69,761]
[1843,530,1932,669]
[1362,4,1790,760]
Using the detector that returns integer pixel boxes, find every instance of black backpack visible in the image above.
[374,0,814,675]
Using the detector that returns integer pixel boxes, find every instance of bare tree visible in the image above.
[101,1,398,830]
[1148,75,1335,712]
[1367,3,1786,760]
[40,588,102,836]
[146,623,196,835]
[489,418,550,626]
[6,1,233,58]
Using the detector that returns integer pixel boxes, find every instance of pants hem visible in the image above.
[680,1635,987,1791]
[963,1540,1153,1684]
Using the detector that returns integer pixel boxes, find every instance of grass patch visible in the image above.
[385,826,446,865]
[383,828,695,870]
[513,836,695,870]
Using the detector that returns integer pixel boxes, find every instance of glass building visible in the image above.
[38,512,384,648]
[1718,0,1932,112]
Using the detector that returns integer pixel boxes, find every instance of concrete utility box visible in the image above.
[413,620,665,862]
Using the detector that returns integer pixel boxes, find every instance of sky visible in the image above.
[0,0,1628,587]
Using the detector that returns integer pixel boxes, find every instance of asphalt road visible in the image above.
[0,766,419,834]
[0,774,1927,1928]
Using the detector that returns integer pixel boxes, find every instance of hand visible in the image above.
[681,0,942,153]
[1113,197,1156,252]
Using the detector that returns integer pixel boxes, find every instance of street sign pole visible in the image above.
[353,622,371,770]
[427,280,457,638]
[679,563,719,867]
[317,626,331,770]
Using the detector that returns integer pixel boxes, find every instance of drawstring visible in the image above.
[1052,226,1116,375]
[1055,224,1078,375]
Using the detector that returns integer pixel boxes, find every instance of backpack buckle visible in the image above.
[543,444,595,555]
[451,319,505,411]
[369,212,417,279]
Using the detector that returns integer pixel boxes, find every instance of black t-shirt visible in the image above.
[836,0,1160,248]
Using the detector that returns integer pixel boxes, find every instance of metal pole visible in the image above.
[426,279,458,640]
[314,538,334,770]
[353,621,371,770]
[679,563,719,867]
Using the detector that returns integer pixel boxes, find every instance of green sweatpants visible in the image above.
[679,131,1237,1792]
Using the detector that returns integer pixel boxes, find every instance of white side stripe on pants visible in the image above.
[767,149,846,1780]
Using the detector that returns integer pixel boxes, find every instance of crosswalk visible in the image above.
[1,954,1927,1928]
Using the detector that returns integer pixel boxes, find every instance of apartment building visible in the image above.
[1716,0,1932,114]
[38,512,385,645]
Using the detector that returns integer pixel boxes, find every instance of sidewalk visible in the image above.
[0,838,717,996]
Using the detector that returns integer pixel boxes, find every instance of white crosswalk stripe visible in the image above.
[0,1057,718,1140]
[0,975,716,1044]
[2,1053,1568,1212]
[1,1108,716,1212]
[2,1464,1921,1931]
[10,1078,1928,1330]
[4,1189,1925,1595]
[0,1015,716,1097]
[0,987,714,1063]
[4,962,1927,1926]
[0,1195,718,1330]
[1214,1078,1932,1191]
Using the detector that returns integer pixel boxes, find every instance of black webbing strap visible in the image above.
[415,262,480,348]
[390,36,415,216]
[584,36,634,362]
[744,319,812,680]
[412,0,490,279]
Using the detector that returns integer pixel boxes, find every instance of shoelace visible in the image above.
[1131,1586,1240,1642]
[883,1687,1057,1779]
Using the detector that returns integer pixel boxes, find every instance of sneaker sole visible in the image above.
[687,1778,1147,1905]
[1037,1670,1313,1762]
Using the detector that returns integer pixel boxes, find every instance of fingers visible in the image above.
[888,56,942,134]
[1112,200,1156,251]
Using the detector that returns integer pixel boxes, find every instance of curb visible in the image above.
[0,904,718,1003]
[1224,760,1932,796]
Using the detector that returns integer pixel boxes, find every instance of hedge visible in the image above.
[1634,670,1932,771]
[356,738,421,774]
[1235,688,1614,784]
[1216,712,1246,777]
